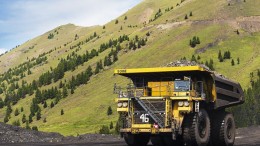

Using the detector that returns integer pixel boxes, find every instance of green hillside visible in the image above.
[0,0,260,136]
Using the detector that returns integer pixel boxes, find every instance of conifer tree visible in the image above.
[36,109,41,120]
[29,114,33,123]
[110,121,113,129]
[61,109,64,115]
[14,108,19,116]
[22,114,26,123]
[26,121,30,129]
[231,59,235,66]
[43,101,48,108]
[185,14,188,19]
[50,102,54,108]
[107,106,112,116]
[62,86,68,98]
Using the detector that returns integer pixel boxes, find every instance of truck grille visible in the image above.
[133,100,165,126]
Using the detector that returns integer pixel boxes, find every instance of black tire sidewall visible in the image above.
[194,109,210,146]
[224,114,235,146]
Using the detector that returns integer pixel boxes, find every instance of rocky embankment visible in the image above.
[1,122,260,146]
[0,122,120,144]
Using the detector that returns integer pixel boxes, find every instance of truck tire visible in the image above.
[124,133,150,146]
[211,112,235,146]
[183,109,210,146]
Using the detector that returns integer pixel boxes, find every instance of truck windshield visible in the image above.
[174,80,190,91]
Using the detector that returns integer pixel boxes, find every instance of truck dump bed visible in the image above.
[115,65,244,109]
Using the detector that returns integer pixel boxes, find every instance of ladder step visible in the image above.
[134,97,164,128]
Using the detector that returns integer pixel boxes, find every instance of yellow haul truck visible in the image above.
[114,65,244,146]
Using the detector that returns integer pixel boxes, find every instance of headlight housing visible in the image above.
[178,101,184,107]
[122,102,128,108]
[117,102,123,108]
[184,101,190,107]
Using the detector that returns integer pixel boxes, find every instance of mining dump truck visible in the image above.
[114,62,244,146]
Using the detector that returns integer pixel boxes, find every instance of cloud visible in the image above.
[0,48,8,55]
[0,0,141,50]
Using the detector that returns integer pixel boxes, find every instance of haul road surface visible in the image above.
[1,126,260,146]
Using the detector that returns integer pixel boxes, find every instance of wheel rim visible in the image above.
[226,118,233,139]
[198,113,207,138]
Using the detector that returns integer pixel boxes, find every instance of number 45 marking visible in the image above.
[140,114,149,123]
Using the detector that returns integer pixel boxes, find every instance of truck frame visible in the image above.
[114,65,244,146]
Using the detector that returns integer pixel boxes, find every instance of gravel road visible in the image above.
[1,122,260,146]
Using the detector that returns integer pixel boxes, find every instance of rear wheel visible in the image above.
[183,109,210,146]
[124,133,150,146]
[211,112,235,146]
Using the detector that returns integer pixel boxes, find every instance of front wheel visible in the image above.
[183,109,210,146]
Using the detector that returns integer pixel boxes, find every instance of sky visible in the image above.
[0,0,141,54]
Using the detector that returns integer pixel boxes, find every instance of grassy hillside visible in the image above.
[0,0,260,136]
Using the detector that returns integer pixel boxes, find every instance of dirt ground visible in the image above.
[0,126,260,146]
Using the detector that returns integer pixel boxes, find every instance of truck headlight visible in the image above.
[178,101,184,107]
[117,102,123,108]
[122,102,128,108]
[184,101,190,107]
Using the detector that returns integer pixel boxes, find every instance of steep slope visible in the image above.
[0,0,259,136]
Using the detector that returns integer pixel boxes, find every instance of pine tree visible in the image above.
[43,118,47,123]
[62,86,68,98]
[4,116,9,123]
[59,81,63,88]
[36,109,41,120]
[0,98,4,108]
[26,121,30,129]
[71,87,74,94]
[110,121,113,129]
[14,108,19,116]
[237,57,240,64]
[29,114,33,123]
[191,55,197,62]
[115,19,119,24]
[95,62,100,74]
[218,50,223,62]
[22,114,26,123]
[231,59,235,66]
[50,102,54,108]
[196,37,200,44]
[124,16,127,20]
[43,101,47,108]
[107,106,112,116]
[185,14,188,19]
[236,29,240,35]
[21,107,24,112]
[61,109,64,115]
[190,11,193,16]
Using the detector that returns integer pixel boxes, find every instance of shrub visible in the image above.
[32,126,38,131]
[99,125,110,134]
